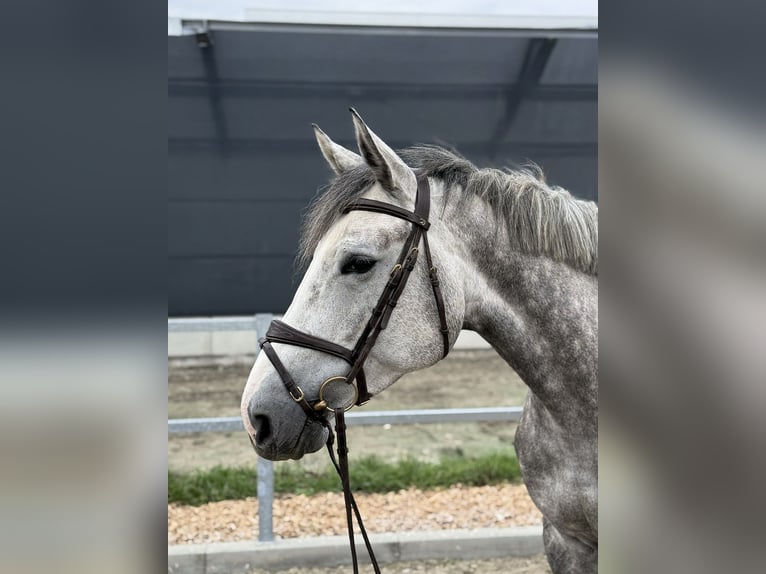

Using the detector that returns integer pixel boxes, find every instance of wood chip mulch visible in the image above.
[168,484,543,545]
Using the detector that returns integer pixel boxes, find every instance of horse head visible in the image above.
[241,110,463,460]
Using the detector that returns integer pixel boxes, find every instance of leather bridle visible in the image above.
[256,173,450,573]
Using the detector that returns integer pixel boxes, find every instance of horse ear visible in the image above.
[350,108,416,195]
[313,124,363,175]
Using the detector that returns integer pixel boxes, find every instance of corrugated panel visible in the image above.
[168,29,597,315]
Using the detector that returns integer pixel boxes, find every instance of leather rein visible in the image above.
[257,174,449,573]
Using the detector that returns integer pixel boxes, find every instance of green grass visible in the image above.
[168,451,521,506]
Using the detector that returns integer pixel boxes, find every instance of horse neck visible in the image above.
[436,185,598,415]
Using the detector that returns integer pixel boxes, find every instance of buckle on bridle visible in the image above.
[289,386,305,402]
[404,247,419,270]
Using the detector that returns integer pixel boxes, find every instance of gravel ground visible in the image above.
[169,484,542,544]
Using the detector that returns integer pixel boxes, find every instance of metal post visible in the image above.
[254,313,276,542]
[253,313,274,351]
[257,456,275,542]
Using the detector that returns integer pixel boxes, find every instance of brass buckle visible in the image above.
[318,376,358,412]
[405,247,419,267]
[289,386,305,402]
[390,263,402,277]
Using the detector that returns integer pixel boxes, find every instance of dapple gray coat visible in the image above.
[242,111,598,573]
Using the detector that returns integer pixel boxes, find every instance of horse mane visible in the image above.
[299,145,598,275]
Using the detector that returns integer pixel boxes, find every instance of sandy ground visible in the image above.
[168,349,527,473]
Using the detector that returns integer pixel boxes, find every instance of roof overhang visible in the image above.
[168,0,598,36]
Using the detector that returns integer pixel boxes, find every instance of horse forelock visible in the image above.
[299,145,598,275]
[298,165,375,271]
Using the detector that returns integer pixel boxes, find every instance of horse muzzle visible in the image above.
[246,388,328,460]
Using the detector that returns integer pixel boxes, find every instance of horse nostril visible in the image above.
[252,414,272,444]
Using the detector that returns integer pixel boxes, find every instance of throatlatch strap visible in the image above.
[422,233,450,358]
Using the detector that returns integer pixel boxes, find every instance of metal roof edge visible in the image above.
[168,1,597,36]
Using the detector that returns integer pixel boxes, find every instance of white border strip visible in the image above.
[168,0,597,35]
[168,526,543,573]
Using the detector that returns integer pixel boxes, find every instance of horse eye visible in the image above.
[341,256,377,275]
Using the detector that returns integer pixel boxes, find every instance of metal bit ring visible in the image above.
[318,376,358,412]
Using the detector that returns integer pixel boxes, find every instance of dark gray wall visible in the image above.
[168,30,597,315]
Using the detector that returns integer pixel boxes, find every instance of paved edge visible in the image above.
[168,526,543,573]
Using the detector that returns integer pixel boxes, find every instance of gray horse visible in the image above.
[241,111,598,573]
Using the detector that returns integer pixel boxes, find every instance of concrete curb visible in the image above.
[168,526,543,573]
